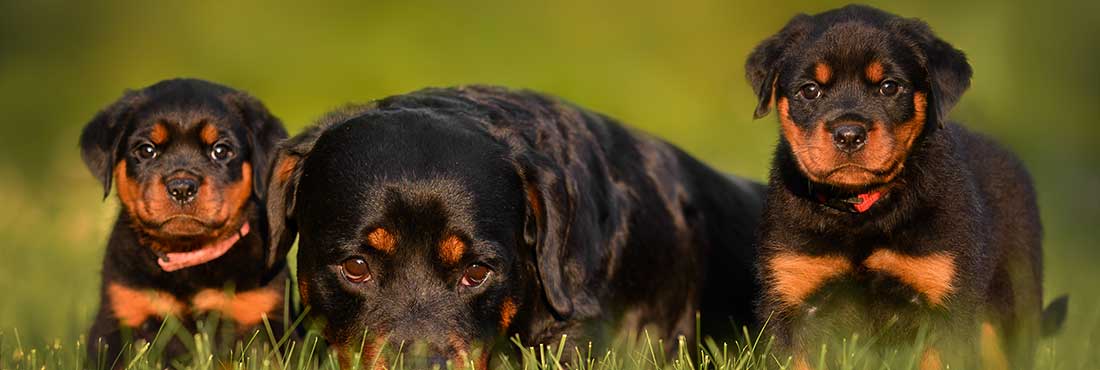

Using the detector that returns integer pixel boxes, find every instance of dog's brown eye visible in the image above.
[879,80,900,96]
[210,143,234,161]
[342,258,371,282]
[134,143,158,160]
[460,264,492,288]
[798,83,821,100]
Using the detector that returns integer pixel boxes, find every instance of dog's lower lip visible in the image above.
[150,215,224,229]
[826,163,895,176]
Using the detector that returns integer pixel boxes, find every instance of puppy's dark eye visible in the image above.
[879,80,901,96]
[210,143,234,161]
[134,143,158,160]
[798,83,821,100]
[341,258,371,283]
[460,264,492,288]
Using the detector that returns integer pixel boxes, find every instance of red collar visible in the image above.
[816,191,883,213]
[157,222,249,272]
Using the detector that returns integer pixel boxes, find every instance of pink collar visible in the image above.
[157,222,249,272]
[816,191,883,213]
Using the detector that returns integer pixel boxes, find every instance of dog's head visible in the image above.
[267,97,584,368]
[746,5,972,191]
[80,78,286,251]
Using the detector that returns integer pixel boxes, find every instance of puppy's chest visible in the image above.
[766,248,957,311]
[107,283,282,329]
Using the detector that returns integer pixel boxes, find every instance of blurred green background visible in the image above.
[1,0,1097,362]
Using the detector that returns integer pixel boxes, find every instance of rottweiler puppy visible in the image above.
[745,5,1067,369]
[80,79,289,365]
[266,86,766,368]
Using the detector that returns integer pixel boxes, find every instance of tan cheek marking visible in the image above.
[439,235,466,265]
[920,348,943,370]
[114,162,143,218]
[193,288,282,327]
[778,98,805,149]
[814,62,832,84]
[367,228,396,254]
[150,123,169,145]
[898,92,928,147]
[200,124,219,145]
[107,283,186,327]
[767,252,852,308]
[499,298,518,332]
[981,322,1009,370]
[866,61,885,83]
[195,162,253,240]
[863,249,956,307]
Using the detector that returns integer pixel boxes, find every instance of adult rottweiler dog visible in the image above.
[266,85,765,368]
[745,5,1067,369]
[80,79,289,365]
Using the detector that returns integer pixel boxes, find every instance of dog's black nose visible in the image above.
[832,125,867,153]
[166,178,199,203]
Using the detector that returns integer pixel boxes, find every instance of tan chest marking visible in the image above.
[863,249,956,307]
[192,288,282,327]
[767,253,852,308]
[107,283,186,327]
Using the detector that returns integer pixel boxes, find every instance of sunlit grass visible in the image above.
[0,311,1078,370]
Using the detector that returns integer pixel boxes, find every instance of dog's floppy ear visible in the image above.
[745,14,812,119]
[517,154,578,320]
[264,124,325,270]
[893,18,973,127]
[79,91,146,199]
[223,92,288,200]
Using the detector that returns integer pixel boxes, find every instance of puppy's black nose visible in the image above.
[832,125,867,153]
[166,178,199,203]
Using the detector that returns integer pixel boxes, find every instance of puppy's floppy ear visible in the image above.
[223,92,289,200]
[517,154,577,320]
[79,91,146,199]
[264,124,325,271]
[745,14,812,119]
[893,18,973,127]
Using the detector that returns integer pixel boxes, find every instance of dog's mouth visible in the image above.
[150,214,227,236]
[132,212,237,251]
[795,152,904,191]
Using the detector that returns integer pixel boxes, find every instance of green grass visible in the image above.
[0,1,1097,369]
[0,310,1084,370]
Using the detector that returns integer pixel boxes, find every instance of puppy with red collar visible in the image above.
[80,79,288,364]
[745,5,1066,369]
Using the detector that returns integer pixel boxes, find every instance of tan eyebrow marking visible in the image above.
[150,123,169,145]
[865,61,885,83]
[367,228,396,254]
[439,235,466,265]
[814,62,832,84]
[200,123,219,145]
